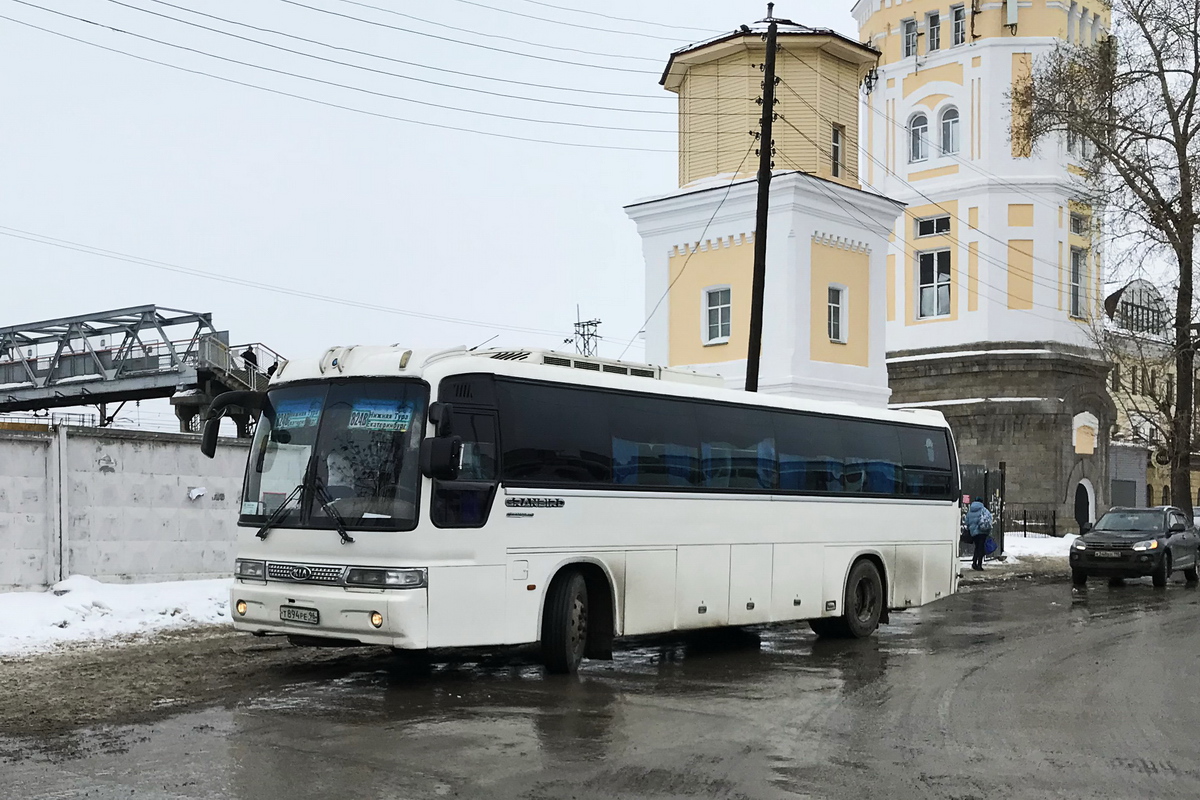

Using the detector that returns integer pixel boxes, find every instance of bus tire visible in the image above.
[541,570,589,675]
[842,559,884,638]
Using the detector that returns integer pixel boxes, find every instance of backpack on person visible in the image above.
[979,506,994,533]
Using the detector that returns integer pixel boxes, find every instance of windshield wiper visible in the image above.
[256,483,302,540]
[313,475,355,545]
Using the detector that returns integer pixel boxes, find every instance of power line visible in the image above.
[15,1,677,136]
[276,0,663,75]
[127,2,681,100]
[0,224,643,347]
[110,0,741,119]
[619,139,758,360]
[513,0,720,35]
[440,0,693,43]
[318,0,667,63]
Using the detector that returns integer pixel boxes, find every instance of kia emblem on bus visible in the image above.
[291,566,312,581]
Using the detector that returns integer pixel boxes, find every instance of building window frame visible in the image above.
[1069,246,1087,318]
[1069,212,1088,236]
[940,107,960,155]
[902,19,918,57]
[828,284,848,343]
[951,5,967,46]
[909,113,930,162]
[703,285,732,345]
[831,123,845,178]
[915,214,951,238]
[917,249,952,319]
[927,12,942,52]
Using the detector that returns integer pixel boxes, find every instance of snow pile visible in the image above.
[0,575,231,657]
[1003,533,1078,560]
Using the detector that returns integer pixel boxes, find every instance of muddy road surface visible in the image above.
[3,576,1199,799]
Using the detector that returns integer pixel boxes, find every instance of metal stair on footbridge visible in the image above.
[0,305,281,434]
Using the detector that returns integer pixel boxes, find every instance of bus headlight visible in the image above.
[345,567,427,589]
[235,599,248,616]
[370,611,384,628]
[234,559,266,581]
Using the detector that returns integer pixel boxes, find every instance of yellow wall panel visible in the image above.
[667,236,754,366]
[968,242,979,312]
[1008,204,1035,226]
[810,241,870,367]
[1007,240,1035,310]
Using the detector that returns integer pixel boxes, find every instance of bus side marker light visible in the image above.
[698,605,707,614]
[825,601,837,611]
[793,599,802,606]
[370,611,384,628]
[526,584,536,591]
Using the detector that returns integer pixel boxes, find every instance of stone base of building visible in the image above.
[887,342,1114,531]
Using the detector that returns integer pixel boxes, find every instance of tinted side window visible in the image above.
[609,393,700,487]
[496,381,612,484]
[897,426,955,498]
[696,405,776,490]
[841,420,903,495]
[453,410,498,481]
[775,412,845,493]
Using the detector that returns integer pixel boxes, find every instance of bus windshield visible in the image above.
[240,380,428,532]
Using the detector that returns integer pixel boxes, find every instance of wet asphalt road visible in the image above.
[3,577,1200,800]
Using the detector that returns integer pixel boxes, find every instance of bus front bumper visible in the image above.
[229,582,428,648]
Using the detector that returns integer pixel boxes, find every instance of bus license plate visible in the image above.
[1095,551,1121,558]
[280,606,319,625]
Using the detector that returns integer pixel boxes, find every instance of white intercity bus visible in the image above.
[203,346,961,673]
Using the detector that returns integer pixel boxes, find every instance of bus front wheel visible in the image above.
[541,570,589,674]
[809,560,883,639]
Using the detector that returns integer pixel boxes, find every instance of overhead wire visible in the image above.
[439,0,693,43]
[512,0,721,35]
[276,0,663,75]
[109,0,743,119]
[0,224,643,347]
[14,1,678,136]
[618,139,758,360]
[315,0,667,63]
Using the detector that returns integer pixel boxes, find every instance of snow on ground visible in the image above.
[1002,533,1078,562]
[0,575,230,657]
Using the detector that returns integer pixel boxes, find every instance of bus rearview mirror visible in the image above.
[420,435,462,480]
[201,417,220,458]
[428,402,454,437]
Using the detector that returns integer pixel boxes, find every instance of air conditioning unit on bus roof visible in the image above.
[476,348,724,387]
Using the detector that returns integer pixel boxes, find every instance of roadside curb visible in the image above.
[958,556,1070,586]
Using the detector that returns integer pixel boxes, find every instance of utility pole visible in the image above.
[565,306,602,357]
[744,4,779,393]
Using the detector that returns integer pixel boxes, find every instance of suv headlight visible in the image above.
[1132,540,1160,551]
[234,559,266,580]
[345,567,427,589]
[1073,540,1087,550]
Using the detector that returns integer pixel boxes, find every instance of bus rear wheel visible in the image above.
[541,570,589,674]
[809,560,884,639]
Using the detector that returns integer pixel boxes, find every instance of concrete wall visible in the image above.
[0,426,249,591]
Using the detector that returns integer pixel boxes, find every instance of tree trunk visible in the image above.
[1172,238,1195,514]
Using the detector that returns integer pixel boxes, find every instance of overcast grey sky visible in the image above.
[0,0,857,372]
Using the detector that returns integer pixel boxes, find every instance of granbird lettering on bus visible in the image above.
[505,497,566,509]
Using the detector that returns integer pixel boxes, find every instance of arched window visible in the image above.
[909,114,929,162]
[940,107,960,155]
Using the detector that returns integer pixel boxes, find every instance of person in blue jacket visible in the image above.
[964,497,993,571]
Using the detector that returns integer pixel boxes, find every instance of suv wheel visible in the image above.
[1152,553,1171,588]
[1071,569,1087,586]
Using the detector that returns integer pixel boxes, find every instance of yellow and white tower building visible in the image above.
[625,16,903,407]
[853,0,1116,525]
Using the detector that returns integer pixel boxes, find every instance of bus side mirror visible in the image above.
[201,417,221,459]
[420,435,462,480]
[428,402,454,437]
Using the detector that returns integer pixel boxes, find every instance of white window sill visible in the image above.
[916,314,952,321]
[829,338,848,345]
[703,338,730,347]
